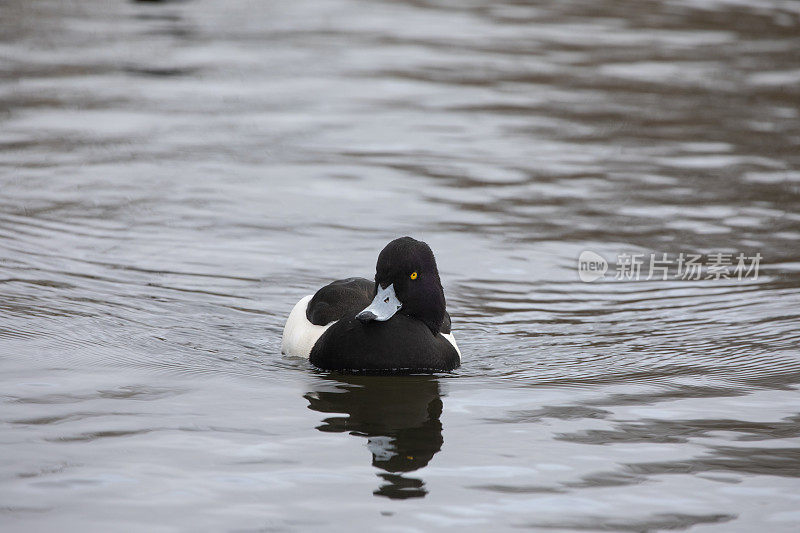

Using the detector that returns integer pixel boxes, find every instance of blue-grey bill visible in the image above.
[356,283,402,322]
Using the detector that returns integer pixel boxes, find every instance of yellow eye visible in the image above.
[410,271,418,280]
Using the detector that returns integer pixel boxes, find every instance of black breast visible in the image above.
[306,277,374,326]
[309,314,460,373]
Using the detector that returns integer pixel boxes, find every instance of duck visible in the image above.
[281,236,461,372]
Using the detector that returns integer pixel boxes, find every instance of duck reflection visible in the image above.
[304,374,444,499]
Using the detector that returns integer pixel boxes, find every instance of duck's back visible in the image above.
[281,278,374,358]
[306,277,374,325]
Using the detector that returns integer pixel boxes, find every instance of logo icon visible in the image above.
[578,251,608,282]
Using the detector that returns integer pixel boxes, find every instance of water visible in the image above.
[2,0,800,530]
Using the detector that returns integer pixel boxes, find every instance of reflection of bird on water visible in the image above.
[304,374,444,499]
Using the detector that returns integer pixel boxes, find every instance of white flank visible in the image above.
[281,295,334,358]
[441,332,461,361]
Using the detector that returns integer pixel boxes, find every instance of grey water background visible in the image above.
[2,0,800,530]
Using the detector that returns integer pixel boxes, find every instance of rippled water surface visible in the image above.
[2,0,800,531]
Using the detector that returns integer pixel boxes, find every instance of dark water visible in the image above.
[2,0,800,530]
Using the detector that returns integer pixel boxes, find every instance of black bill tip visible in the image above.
[356,310,377,323]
